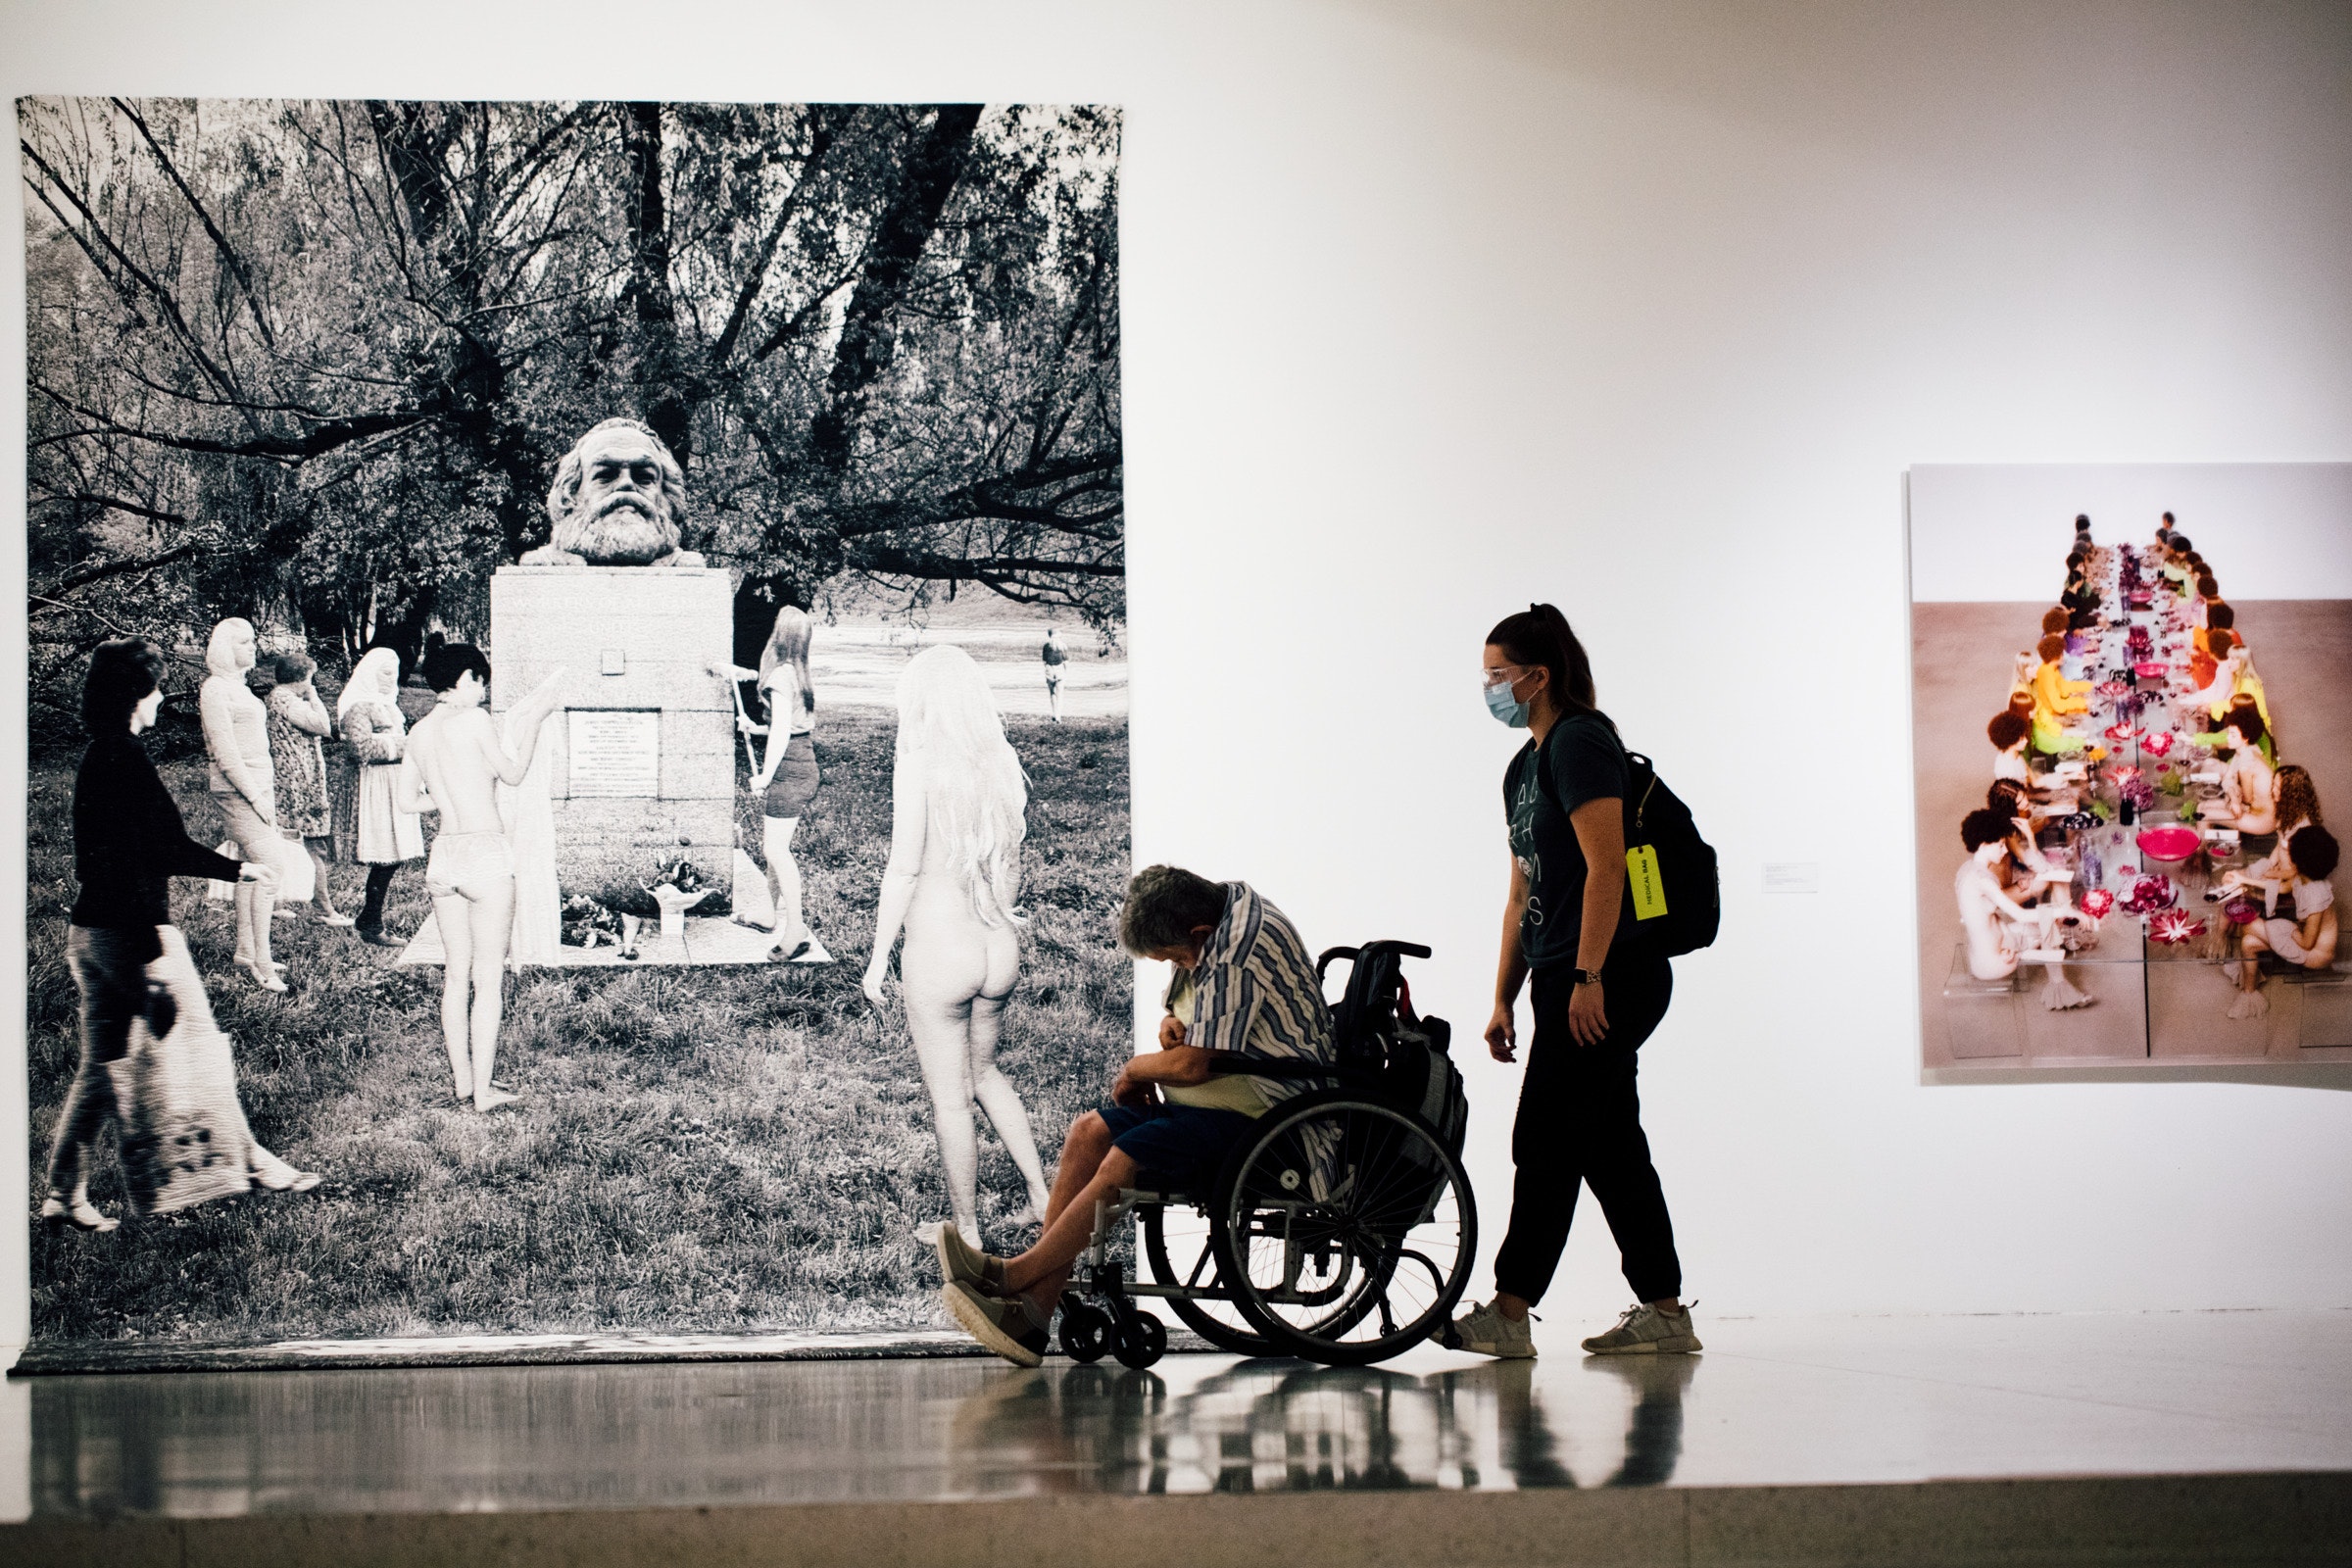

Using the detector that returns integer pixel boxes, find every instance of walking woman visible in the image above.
[264,651,351,926]
[713,605,829,962]
[199,618,288,991]
[338,647,424,947]
[45,639,316,1230]
[862,644,1053,1246]
[1441,604,1699,1359]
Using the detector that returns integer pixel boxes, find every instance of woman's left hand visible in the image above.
[860,965,890,1006]
[1567,979,1610,1047]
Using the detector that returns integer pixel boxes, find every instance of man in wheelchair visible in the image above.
[936,865,1335,1366]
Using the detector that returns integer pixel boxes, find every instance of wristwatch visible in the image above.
[1572,968,1603,987]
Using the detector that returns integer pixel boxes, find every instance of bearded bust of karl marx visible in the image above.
[519,418,706,567]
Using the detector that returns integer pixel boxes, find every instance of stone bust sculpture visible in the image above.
[520,418,706,567]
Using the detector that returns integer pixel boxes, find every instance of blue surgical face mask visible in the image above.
[1485,676,1531,728]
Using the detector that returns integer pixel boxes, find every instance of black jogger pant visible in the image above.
[1492,952,1682,1306]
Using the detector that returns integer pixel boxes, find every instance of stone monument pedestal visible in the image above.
[490,566,735,904]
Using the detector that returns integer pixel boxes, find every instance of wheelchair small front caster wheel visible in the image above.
[1058,1301,1113,1363]
[1112,1312,1167,1369]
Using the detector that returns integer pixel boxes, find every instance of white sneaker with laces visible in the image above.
[1581,1301,1701,1354]
[1436,1297,1536,1358]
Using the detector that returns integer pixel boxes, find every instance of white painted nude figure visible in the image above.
[863,643,1053,1245]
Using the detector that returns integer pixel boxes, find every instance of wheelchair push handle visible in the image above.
[1315,940,1432,983]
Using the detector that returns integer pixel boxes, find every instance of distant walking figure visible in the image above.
[398,644,566,1110]
[863,644,1052,1244]
[1041,627,1067,723]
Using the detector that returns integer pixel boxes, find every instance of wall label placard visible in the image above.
[565,709,662,798]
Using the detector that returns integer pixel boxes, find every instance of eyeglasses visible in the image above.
[1482,664,1529,690]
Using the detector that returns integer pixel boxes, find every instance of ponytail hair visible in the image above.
[1487,603,1598,715]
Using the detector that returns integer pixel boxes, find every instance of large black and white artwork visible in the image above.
[21,98,1126,1355]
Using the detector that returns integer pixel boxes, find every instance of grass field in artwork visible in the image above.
[24,710,1131,1345]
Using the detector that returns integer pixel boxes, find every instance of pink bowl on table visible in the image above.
[2134,826,2201,863]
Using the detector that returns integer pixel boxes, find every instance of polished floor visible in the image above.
[9,1308,2350,1520]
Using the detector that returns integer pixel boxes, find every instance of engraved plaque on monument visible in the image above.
[564,710,662,798]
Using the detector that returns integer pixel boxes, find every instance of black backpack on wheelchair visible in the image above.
[1058,940,1480,1370]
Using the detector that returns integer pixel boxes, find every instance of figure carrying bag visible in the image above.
[1536,719,1721,958]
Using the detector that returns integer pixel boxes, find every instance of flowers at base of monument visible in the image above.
[645,854,709,899]
[561,895,622,949]
[2147,909,2206,945]
[2078,889,2116,920]
[2120,875,2178,916]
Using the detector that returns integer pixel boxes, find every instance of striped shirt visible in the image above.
[1182,882,1335,1103]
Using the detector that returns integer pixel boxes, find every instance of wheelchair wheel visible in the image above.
[1141,1203,1280,1358]
[1058,1300,1113,1363]
[1213,1093,1476,1367]
[1112,1311,1167,1369]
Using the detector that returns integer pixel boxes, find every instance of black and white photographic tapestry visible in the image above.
[21,98,1127,1358]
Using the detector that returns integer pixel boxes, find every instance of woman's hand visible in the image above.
[1568,979,1610,1047]
[1485,1000,1517,1063]
[860,963,891,1007]
[238,859,278,890]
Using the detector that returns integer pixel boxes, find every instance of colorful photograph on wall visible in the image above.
[1908,465,2352,1073]
[21,98,1127,1357]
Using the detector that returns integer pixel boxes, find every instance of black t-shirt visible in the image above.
[1503,711,1629,973]
[71,731,244,950]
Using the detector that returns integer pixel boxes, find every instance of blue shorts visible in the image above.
[1099,1102,1256,1194]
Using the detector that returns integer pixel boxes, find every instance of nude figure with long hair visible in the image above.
[862,644,1052,1244]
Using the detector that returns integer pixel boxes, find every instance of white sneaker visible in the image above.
[1581,1301,1702,1355]
[1436,1298,1536,1358]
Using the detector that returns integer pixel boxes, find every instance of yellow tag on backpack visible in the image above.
[1626,844,1668,921]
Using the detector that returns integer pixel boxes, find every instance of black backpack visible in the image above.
[1536,721,1721,958]
[1320,942,1468,1158]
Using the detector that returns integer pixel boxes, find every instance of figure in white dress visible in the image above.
[863,644,1053,1244]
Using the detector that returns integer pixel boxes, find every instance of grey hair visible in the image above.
[1119,865,1230,957]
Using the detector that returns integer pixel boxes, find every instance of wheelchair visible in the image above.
[1056,941,1477,1369]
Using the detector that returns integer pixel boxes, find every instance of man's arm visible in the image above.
[1109,1044,1247,1108]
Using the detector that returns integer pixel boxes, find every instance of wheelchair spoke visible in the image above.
[1221,1097,1476,1364]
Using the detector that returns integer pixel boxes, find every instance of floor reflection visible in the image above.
[945,1353,1691,1496]
[24,1350,1696,1517]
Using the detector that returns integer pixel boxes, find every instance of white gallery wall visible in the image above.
[5,0,2349,1351]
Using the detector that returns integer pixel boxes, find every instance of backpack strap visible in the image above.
[1533,713,1655,840]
